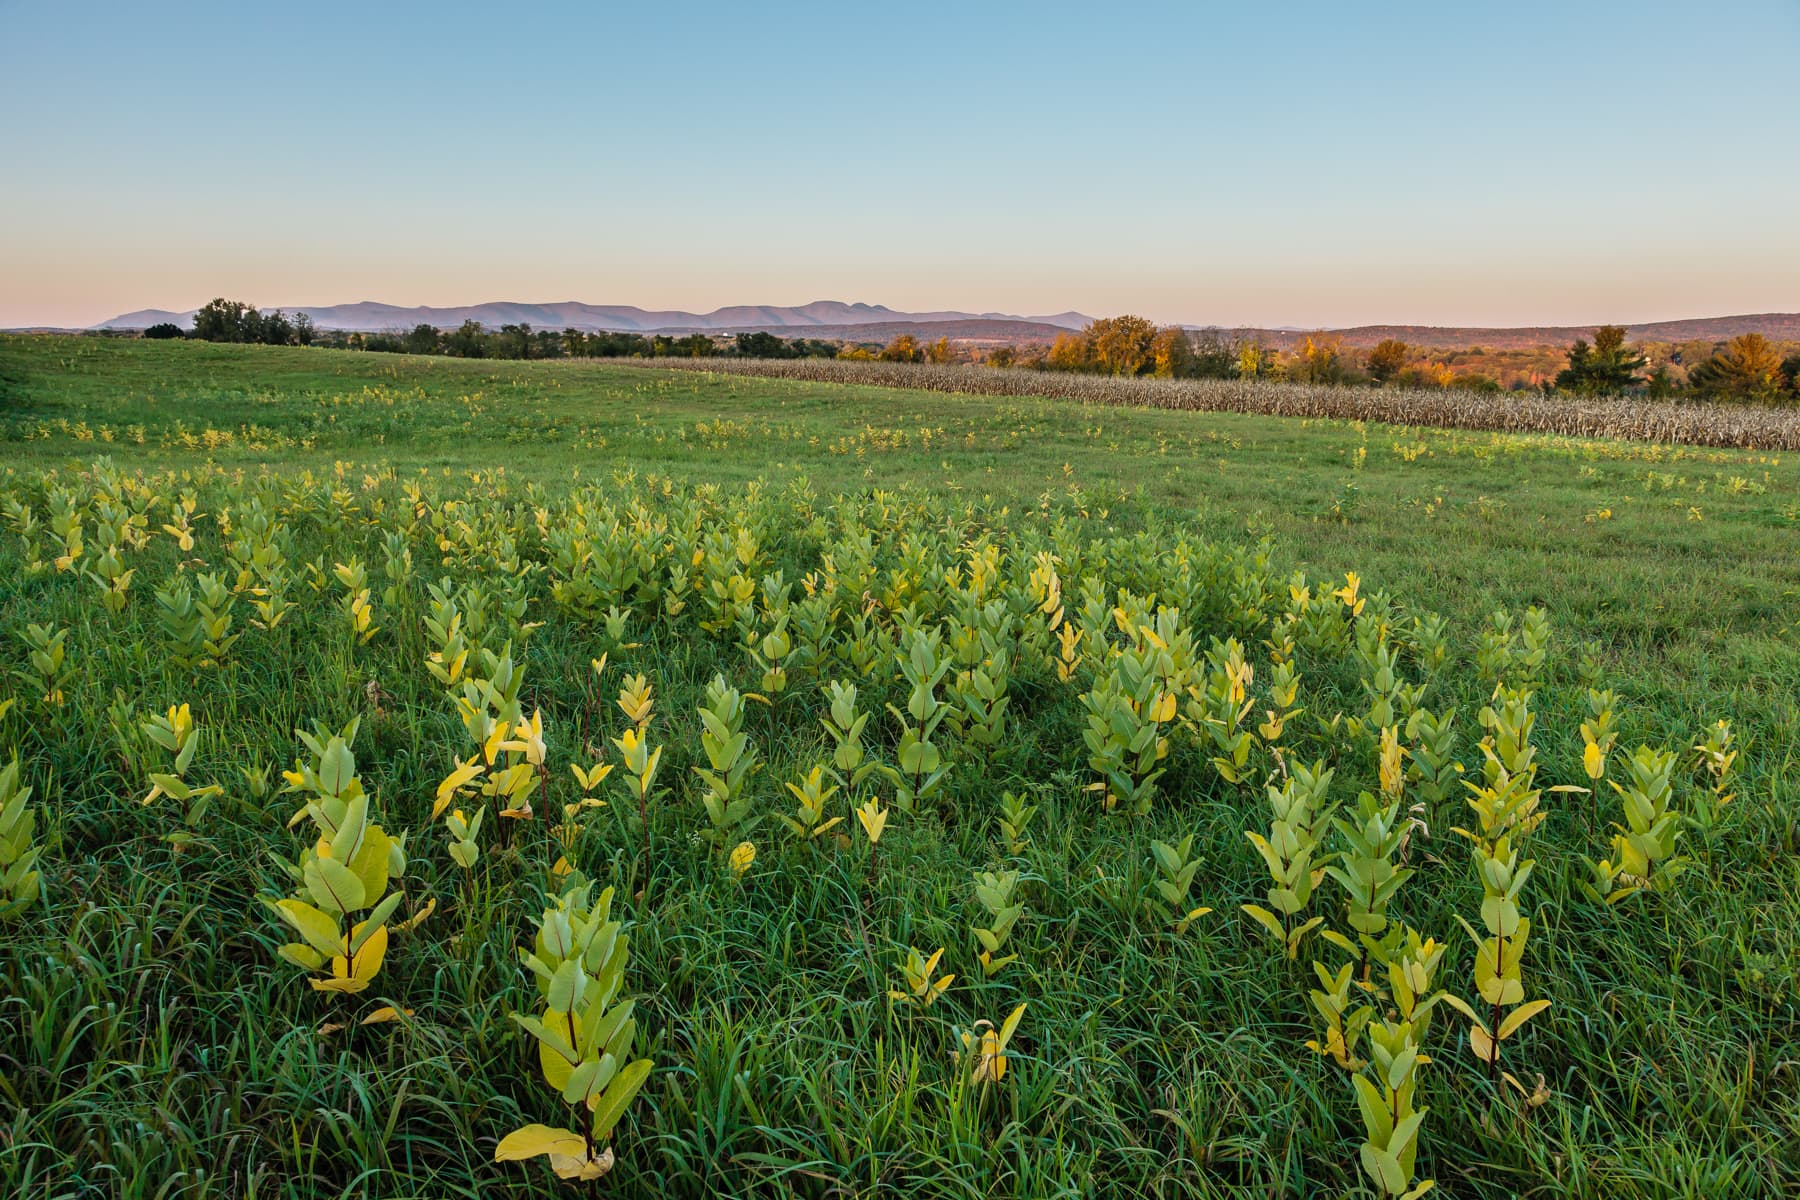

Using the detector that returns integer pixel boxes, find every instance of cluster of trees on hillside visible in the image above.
[1553,325,1798,402]
[934,319,1487,388]
[835,334,962,365]
[165,299,851,361]
[729,331,844,360]
[159,298,317,346]
[1036,317,1237,379]
[152,298,1799,403]
[990,320,1440,386]
[997,317,1799,402]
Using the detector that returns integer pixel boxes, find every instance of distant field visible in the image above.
[1,335,1797,1198]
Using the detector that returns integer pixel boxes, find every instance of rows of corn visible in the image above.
[636,358,1800,452]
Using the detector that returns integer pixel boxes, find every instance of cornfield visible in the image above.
[638,358,1800,451]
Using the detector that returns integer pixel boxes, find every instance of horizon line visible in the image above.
[52,297,1800,337]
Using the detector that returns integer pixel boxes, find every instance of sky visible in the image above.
[2,0,1797,330]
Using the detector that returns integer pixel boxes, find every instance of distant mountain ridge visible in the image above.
[95,299,1096,335]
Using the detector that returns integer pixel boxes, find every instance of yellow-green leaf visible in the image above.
[494,1123,587,1163]
[273,898,344,958]
[304,856,367,914]
[1497,998,1552,1041]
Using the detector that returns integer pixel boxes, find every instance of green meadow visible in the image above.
[0,334,1796,1198]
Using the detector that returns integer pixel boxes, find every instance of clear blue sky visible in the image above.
[3,0,1796,328]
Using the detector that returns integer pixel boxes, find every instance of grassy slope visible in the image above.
[8,336,1797,710]
[1,336,1797,1199]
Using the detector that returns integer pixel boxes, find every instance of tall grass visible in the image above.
[637,358,1800,451]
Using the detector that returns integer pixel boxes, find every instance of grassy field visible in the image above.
[1,335,1797,1199]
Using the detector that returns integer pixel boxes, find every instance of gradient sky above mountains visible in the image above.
[3,0,1796,330]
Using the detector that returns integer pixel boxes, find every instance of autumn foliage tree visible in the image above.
[1290,335,1345,385]
[1395,362,1457,389]
[878,334,923,363]
[1046,332,1088,371]
[1365,339,1409,385]
[1088,316,1158,376]
[1689,334,1786,401]
[1236,343,1268,379]
[1151,327,1194,378]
